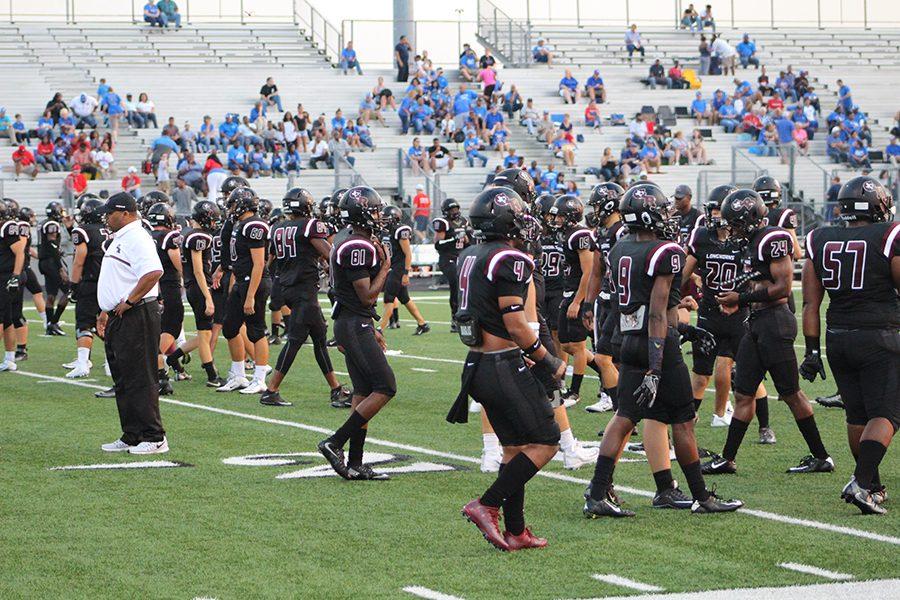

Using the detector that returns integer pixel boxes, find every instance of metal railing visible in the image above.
[4,1,306,24]
[477,0,532,67]
[292,0,341,65]
[340,19,479,70]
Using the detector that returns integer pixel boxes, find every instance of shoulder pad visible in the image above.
[646,241,685,276]
[432,217,449,232]
[883,222,900,259]
[567,228,594,251]
[336,238,377,268]
[756,228,793,262]
[241,220,270,241]
[486,248,535,282]
[394,225,412,240]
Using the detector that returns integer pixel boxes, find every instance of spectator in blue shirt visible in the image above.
[532,39,553,65]
[434,67,448,90]
[848,140,871,171]
[559,69,579,104]
[733,78,752,101]
[718,98,739,133]
[96,78,110,102]
[639,138,663,174]
[227,140,248,172]
[330,109,346,132]
[464,131,487,167]
[691,92,711,125]
[218,114,239,146]
[886,137,900,163]
[411,98,435,134]
[340,41,363,76]
[398,91,417,134]
[502,85,523,119]
[157,0,181,28]
[837,79,853,111]
[775,111,795,144]
[826,128,848,163]
[407,137,429,174]
[143,1,166,27]
[485,104,504,130]
[11,114,27,144]
[736,34,759,69]
[791,106,811,139]
[459,45,478,82]
[585,70,606,103]
[452,85,477,117]
[502,148,519,168]
[249,101,267,124]
[101,86,124,136]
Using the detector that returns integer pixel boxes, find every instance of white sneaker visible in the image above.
[711,412,733,427]
[585,393,614,413]
[128,437,169,455]
[216,374,250,392]
[563,442,600,470]
[101,439,132,452]
[468,399,482,413]
[66,365,90,379]
[725,400,734,415]
[480,447,502,473]
[240,378,266,394]
[0,360,16,372]
[63,359,92,370]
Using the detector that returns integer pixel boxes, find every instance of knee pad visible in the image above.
[76,328,94,340]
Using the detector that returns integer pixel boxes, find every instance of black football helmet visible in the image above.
[268,208,285,225]
[317,197,332,219]
[0,201,13,220]
[536,193,557,229]
[75,193,100,212]
[586,182,624,227]
[19,206,35,225]
[191,200,221,231]
[381,205,403,225]
[147,202,176,228]
[720,189,768,240]
[257,198,273,221]
[468,187,529,241]
[283,187,315,217]
[440,197,461,220]
[228,186,259,216]
[549,194,584,228]
[78,198,105,224]
[332,188,348,206]
[619,183,677,239]
[752,175,783,208]
[3,198,20,216]
[837,175,894,223]
[219,175,250,202]
[339,186,385,233]
[45,200,67,220]
[145,190,173,206]
[492,168,536,204]
[705,184,737,230]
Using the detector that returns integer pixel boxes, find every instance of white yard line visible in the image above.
[776,562,854,581]
[591,574,664,592]
[402,586,465,600]
[410,367,437,373]
[12,369,900,548]
[565,578,900,600]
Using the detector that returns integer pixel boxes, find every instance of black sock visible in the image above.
[16,344,25,352]
[872,467,882,489]
[589,454,616,500]
[283,313,291,332]
[348,427,368,467]
[52,305,66,323]
[607,386,618,410]
[722,417,750,462]
[167,348,185,371]
[497,463,525,536]
[329,410,369,449]
[586,359,602,376]
[854,440,887,490]
[570,374,584,394]
[680,460,710,502]
[755,396,770,429]
[652,468,674,493]
[480,452,539,508]
[158,368,169,382]
[693,397,703,412]
[202,361,218,380]
[796,415,829,460]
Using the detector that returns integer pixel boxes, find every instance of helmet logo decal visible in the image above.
[632,188,647,199]
[731,197,756,211]
[494,193,510,206]
[862,180,876,193]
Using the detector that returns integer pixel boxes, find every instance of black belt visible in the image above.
[130,296,158,307]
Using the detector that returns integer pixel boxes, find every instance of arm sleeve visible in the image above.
[305,218,330,240]
[567,229,595,252]
[883,222,900,259]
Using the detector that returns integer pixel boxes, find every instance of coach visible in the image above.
[95,193,168,455]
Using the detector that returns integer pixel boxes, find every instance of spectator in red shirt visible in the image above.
[584,101,601,130]
[741,109,763,138]
[668,60,688,89]
[767,95,784,112]
[12,145,38,179]
[412,183,431,242]
[35,137,57,171]
[121,166,142,198]
[64,164,87,196]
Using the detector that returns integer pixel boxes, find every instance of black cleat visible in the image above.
[691,489,743,514]
[346,463,391,480]
[14,350,27,362]
[697,447,715,458]
[413,322,431,336]
[158,379,174,396]
[330,385,352,408]
[260,390,293,407]
[583,489,635,518]
[206,376,226,388]
[47,323,66,336]
[652,482,694,509]
[787,455,834,474]
[268,333,282,345]
[317,439,350,479]
[815,392,844,409]
[94,386,116,398]
[842,478,886,515]
[702,454,737,475]
[450,320,459,333]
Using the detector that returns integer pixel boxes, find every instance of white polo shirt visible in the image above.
[97,219,162,311]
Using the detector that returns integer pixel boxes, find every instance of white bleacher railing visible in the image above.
[292,0,341,64]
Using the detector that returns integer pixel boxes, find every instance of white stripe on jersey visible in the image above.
[805,229,816,260]
[336,239,377,266]
[757,229,792,261]
[486,249,534,281]
[884,222,900,258]
[647,242,682,276]
[567,228,591,251]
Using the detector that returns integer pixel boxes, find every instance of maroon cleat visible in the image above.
[461,499,510,551]
[503,527,548,551]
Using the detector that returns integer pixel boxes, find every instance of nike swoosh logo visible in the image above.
[361,324,370,328]
[466,362,475,367]
[653,343,661,349]
[518,366,526,372]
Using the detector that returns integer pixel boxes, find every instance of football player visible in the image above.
[261,187,352,408]
[217,187,271,394]
[317,186,395,481]
[166,200,224,387]
[12,206,47,360]
[536,194,567,359]
[704,189,833,475]
[65,198,108,378]
[147,202,183,395]
[0,200,25,372]
[673,184,703,244]
[377,205,430,335]
[683,185,774,442]
[38,201,69,336]
[752,176,801,257]
[267,207,287,345]
[801,176,898,514]
[585,184,742,517]
[448,187,565,551]
[432,197,470,333]
[210,176,250,357]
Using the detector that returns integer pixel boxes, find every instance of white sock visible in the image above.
[482,432,499,452]
[560,428,576,452]
[39,311,46,327]
[176,328,187,346]
[253,365,268,382]
[77,347,91,368]
[4,351,14,363]
[230,361,244,377]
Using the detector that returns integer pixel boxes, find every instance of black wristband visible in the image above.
[738,287,769,307]
[523,337,542,357]
[125,298,135,307]
[648,336,665,373]
[804,335,820,355]
[537,351,564,375]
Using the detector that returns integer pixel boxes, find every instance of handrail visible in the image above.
[477,0,532,67]
[292,0,342,65]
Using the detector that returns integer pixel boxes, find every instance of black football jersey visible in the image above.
[767,206,797,230]
[677,207,703,245]
[595,220,627,294]
[539,233,565,292]
[559,226,595,292]
[270,217,330,290]
[456,241,534,340]
[39,220,63,263]
[741,225,794,286]
[0,220,22,273]
[608,238,684,334]
[218,219,235,271]
[806,222,899,330]
[230,217,270,280]
[382,222,412,271]
[181,227,214,286]
[18,220,32,267]
[330,233,384,319]
[433,216,470,259]
[71,222,108,282]
[151,229,183,285]
[687,226,747,311]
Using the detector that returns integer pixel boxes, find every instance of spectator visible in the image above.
[774,110,795,162]
[837,79,853,112]
[502,148,519,169]
[884,137,900,173]
[52,137,69,169]
[756,122,779,157]
[427,137,454,173]
[11,114,27,144]
[563,180,579,196]
[848,140,871,171]
[532,39,553,65]
[490,120,511,154]
[689,129,709,164]
[681,4,700,32]
[70,93,99,129]
[639,138,663,174]
[46,92,67,122]
[755,66,773,97]
[258,77,283,112]
[218,113,239,146]
[464,130,488,167]
[668,61,688,89]
[599,148,620,182]
[12,145,38,180]
[700,4,715,31]
[157,0,181,28]
[502,85,523,119]
[71,143,98,179]
[791,105,813,140]
[644,59,671,89]
[123,93,143,129]
[698,34,711,76]
[476,64,498,105]
[307,131,328,169]
[625,24,645,62]
[537,111,555,146]
[395,35,412,82]
[711,34,735,76]
[559,69,579,104]
[143,0,166,27]
[35,136,57,171]
[407,136,429,174]
[136,93,158,128]
[718,97,739,133]
[825,175,841,208]
[619,141,642,179]
[584,101,601,130]
[520,98,539,136]
[172,177,198,217]
[459,44,478,81]
[741,108,763,139]
[198,115,218,151]
[372,76,396,111]
[340,41,363,76]
[792,122,809,156]
[411,97,436,134]
[327,130,354,168]
[0,108,11,145]
[628,112,649,146]
[585,69,607,103]
[91,141,116,178]
[226,140,249,174]
[181,122,198,153]
[398,90,417,134]
[666,130,689,165]
[438,114,456,143]
[330,108,346,132]
[412,184,431,242]
[176,152,204,192]
[157,150,172,192]
[34,109,54,138]
[736,34,759,69]
[64,164,88,197]
[479,48,496,70]
[358,93,383,127]
[101,87,124,139]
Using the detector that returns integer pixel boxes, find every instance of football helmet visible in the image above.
[268,208,285,225]
[720,189,768,240]
[587,182,624,228]
[78,198,105,224]
[219,175,250,201]
[191,200,221,231]
[227,186,259,216]
[45,200,67,220]
[440,197,461,220]
[147,202,176,228]
[283,187,315,217]
[549,194,584,227]
[468,187,529,240]
[339,186,385,233]
[18,206,35,225]
[837,176,894,223]
[752,175,783,207]
[619,183,677,239]
[257,198,273,221]
[3,198,20,215]
[536,193,557,229]
[381,205,403,225]
[492,168,537,204]
[705,184,737,230]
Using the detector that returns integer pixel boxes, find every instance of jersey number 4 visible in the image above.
[821,240,866,290]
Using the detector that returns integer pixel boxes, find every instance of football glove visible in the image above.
[679,324,716,356]
[799,350,827,382]
[5,274,21,291]
[634,371,660,408]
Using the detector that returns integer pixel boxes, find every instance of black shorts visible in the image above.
[616,330,695,425]
[333,313,396,397]
[468,348,560,447]
[733,304,799,397]
[384,268,410,304]
[284,285,327,331]
[24,267,42,295]
[159,283,184,337]
[0,273,15,327]
[596,299,618,357]
[10,277,24,327]
[222,276,271,341]
[557,293,588,343]
[74,280,99,333]
[542,289,563,331]
[39,259,66,297]
[827,329,900,430]
[692,305,748,376]
[211,270,230,325]
[269,278,285,311]
[185,282,213,331]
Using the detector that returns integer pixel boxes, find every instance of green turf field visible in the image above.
[1,290,898,599]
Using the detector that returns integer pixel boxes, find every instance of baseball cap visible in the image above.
[673,184,692,198]
[127,166,137,173]
[95,192,137,214]
[415,183,425,190]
